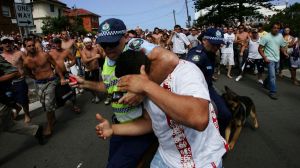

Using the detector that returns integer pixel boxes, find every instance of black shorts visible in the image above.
[243,58,264,73]
[85,69,100,82]
[12,78,29,105]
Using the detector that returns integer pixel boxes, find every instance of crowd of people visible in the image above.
[0,17,300,167]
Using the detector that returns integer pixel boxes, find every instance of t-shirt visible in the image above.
[221,33,235,54]
[258,31,268,38]
[0,55,18,110]
[259,33,287,62]
[172,33,191,54]
[187,34,199,48]
[144,60,227,168]
[248,38,262,59]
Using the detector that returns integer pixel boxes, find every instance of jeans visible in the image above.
[150,151,223,168]
[264,61,279,94]
[75,57,84,76]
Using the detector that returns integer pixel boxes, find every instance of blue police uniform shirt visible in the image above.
[187,45,215,87]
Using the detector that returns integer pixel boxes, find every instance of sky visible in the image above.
[60,0,300,30]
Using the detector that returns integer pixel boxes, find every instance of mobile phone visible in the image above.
[69,76,77,84]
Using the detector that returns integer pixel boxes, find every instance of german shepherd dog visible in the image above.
[222,86,259,150]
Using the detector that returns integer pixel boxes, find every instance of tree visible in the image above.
[41,16,70,35]
[268,3,300,36]
[41,16,87,35]
[194,0,272,26]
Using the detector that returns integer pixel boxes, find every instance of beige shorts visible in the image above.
[36,80,57,112]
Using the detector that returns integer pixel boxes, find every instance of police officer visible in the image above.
[71,18,178,168]
[0,54,44,145]
[187,28,232,136]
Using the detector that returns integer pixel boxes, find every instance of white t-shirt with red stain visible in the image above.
[144,60,227,168]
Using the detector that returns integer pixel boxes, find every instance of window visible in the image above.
[50,4,54,12]
[2,5,11,17]
[58,9,61,16]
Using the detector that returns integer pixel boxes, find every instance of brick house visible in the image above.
[66,8,100,32]
[0,0,19,34]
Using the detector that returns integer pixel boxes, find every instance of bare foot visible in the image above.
[24,115,31,123]
[227,74,233,79]
[293,80,300,86]
[72,106,81,114]
[44,125,53,137]
[229,142,235,150]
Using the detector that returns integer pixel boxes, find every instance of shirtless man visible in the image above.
[235,25,249,68]
[1,37,31,123]
[22,38,65,136]
[81,37,105,103]
[61,31,76,52]
[49,38,80,112]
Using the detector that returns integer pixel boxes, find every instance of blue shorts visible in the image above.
[12,78,29,106]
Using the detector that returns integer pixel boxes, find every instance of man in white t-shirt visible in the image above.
[236,29,264,84]
[221,27,235,78]
[167,25,192,59]
[95,52,227,168]
[187,27,200,48]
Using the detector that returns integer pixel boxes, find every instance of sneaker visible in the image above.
[94,96,100,104]
[35,125,45,145]
[258,79,264,85]
[104,97,111,105]
[235,75,243,82]
[268,93,278,100]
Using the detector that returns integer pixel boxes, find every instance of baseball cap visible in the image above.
[1,36,14,43]
[203,28,225,45]
[96,18,127,43]
[83,37,92,43]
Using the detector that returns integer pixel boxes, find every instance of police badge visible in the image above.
[129,39,144,50]
[102,22,110,32]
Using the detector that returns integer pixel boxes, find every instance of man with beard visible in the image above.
[22,38,65,136]
[49,38,80,112]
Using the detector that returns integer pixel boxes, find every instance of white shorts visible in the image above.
[221,53,235,65]
[290,56,300,68]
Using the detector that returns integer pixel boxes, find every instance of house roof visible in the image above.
[66,8,101,17]
[31,0,67,7]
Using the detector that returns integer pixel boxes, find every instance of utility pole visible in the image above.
[185,0,191,28]
[173,9,177,26]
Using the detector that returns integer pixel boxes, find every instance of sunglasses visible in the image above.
[100,41,120,49]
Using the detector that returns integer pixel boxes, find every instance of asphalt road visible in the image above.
[0,73,299,168]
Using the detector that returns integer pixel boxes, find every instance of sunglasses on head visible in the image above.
[100,41,120,49]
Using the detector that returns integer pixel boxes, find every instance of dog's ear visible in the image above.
[225,86,239,98]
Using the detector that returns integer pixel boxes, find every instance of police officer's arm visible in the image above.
[118,66,209,132]
[95,109,152,139]
[69,74,106,92]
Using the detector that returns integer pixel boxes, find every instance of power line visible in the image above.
[100,1,181,17]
